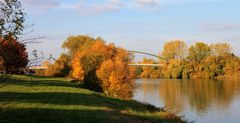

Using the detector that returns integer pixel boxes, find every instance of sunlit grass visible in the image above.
[0,75,186,123]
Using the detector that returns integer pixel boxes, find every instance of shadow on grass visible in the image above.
[4,77,82,89]
[0,108,128,123]
[0,75,186,123]
[0,92,155,112]
[0,92,186,123]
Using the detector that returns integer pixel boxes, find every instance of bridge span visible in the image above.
[29,50,166,70]
[127,50,167,60]
[127,50,166,68]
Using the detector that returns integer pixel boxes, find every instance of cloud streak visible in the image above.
[62,0,124,14]
[135,0,159,7]
[20,0,223,14]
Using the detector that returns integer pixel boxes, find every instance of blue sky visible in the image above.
[21,0,240,60]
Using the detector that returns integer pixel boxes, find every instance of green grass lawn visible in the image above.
[0,75,186,123]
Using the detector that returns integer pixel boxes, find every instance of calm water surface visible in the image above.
[133,79,240,123]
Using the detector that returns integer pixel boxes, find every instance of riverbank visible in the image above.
[0,75,186,123]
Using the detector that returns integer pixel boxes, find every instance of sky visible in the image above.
[20,0,240,60]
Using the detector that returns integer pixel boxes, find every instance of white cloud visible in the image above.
[76,1,123,14]
[58,0,124,14]
[20,0,223,14]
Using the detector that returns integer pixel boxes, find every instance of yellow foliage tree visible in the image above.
[163,59,184,78]
[139,58,161,78]
[71,38,135,97]
[44,54,70,77]
[71,59,84,80]
[162,40,187,59]
[97,49,135,99]
[210,43,232,56]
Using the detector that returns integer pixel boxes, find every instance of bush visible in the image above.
[44,54,70,77]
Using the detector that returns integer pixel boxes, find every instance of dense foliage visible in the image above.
[96,48,135,98]
[44,35,135,99]
[0,36,28,74]
[44,54,70,77]
[139,58,161,78]
[42,37,239,97]
[162,40,187,59]
[138,41,240,79]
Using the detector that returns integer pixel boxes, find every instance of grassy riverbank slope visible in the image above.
[0,75,185,123]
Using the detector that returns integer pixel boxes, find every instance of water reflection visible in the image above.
[133,79,240,123]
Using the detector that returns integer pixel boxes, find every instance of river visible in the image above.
[133,79,240,123]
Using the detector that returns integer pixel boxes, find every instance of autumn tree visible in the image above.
[140,41,239,79]
[62,35,96,56]
[201,56,223,78]
[188,42,211,62]
[162,40,187,59]
[210,43,232,56]
[200,53,240,78]
[0,0,26,84]
[139,58,161,78]
[69,36,135,98]
[183,42,239,79]
[163,59,185,78]
[182,61,196,78]
[59,35,102,79]
[97,48,135,98]
[0,36,28,74]
[54,54,71,76]
[185,42,221,78]
[71,40,117,91]
[44,54,70,77]
[222,54,240,77]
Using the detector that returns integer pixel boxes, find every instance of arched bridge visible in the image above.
[127,50,166,68]
[29,50,166,70]
[128,50,166,60]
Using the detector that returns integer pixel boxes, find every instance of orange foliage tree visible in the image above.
[138,58,162,78]
[97,48,135,98]
[71,40,116,91]
[70,36,135,98]
[44,54,70,77]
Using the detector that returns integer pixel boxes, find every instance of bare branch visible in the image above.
[19,37,43,44]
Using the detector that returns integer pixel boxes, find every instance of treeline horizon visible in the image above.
[37,38,240,80]
[34,36,240,98]
[137,40,240,79]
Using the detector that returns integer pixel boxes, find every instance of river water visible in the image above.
[133,79,240,123]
